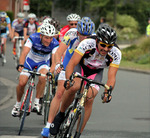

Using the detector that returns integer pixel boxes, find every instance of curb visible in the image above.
[119,67,150,75]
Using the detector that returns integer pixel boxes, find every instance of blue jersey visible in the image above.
[24,32,59,70]
[62,28,80,69]
[29,33,59,56]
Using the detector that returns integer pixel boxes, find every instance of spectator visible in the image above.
[146,18,150,36]
[100,17,106,24]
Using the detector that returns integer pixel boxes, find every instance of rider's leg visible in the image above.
[12,74,29,116]
[13,32,19,55]
[16,74,29,102]
[80,87,98,133]
[47,80,65,123]
[2,37,7,55]
[60,77,81,113]
[36,68,48,99]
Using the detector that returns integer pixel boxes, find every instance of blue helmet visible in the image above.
[77,17,95,35]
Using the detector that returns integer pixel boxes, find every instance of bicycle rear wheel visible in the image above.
[66,106,85,138]
[18,86,32,135]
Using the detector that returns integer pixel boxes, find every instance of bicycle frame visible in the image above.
[20,74,36,117]
[18,68,46,135]
[13,36,24,67]
[43,72,56,124]
[0,36,5,66]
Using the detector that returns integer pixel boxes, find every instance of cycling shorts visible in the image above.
[58,70,66,81]
[0,33,7,38]
[15,30,24,36]
[58,64,104,91]
[20,57,50,77]
[74,64,104,91]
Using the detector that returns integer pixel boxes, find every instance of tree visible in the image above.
[30,0,52,17]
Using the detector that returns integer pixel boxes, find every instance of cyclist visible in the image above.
[12,12,26,55]
[59,13,81,43]
[11,23,59,117]
[48,23,122,137]
[0,11,12,62]
[24,13,39,41]
[41,17,95,137]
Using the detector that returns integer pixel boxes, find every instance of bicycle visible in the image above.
[0,35,5,66]
[13,36,24,67]
[18,67,50,135]
[43,71,56,125]
[55,72,112,138]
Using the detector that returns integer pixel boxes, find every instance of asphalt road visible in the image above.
[0,40,150,138]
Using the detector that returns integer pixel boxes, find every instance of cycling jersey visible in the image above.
[12,19,26,32]
[24,32,59,70]
[62,28,80,69]
[75,37,122,74]
[24,20,39,35]
[146,24,150,36]
[0,16,10,34]
[59,25,70,43]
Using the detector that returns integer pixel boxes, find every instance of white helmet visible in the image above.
[28,13,36,19]
[0,12,7,18]
[40,23,55,37]
[17,12,24,18]
[66,13,81,21]
[43,18,52,24]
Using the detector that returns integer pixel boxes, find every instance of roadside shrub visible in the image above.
[121,36,150,64]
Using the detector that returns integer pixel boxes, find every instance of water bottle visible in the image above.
[66,110,74,127]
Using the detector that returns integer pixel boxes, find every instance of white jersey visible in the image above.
[75,37,122,69]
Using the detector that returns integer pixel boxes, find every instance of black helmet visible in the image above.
[96,23,117,44]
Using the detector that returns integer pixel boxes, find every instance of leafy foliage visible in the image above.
[30,0,52,17]
[121,36,150,64]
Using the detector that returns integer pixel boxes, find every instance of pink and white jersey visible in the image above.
[75,38,122,69]
[12,19,26,32]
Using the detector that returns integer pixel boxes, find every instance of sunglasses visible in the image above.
[70,23,77,26]
[99,41,114,48]
[29,18,35,21]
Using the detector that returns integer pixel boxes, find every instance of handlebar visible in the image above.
[70,72,111,90]
[22,69,46,77]
[13,36,24,40]
[69,72,112,93]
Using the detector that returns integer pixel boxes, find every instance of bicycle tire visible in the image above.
[18,86,32,135]
[43,81,51,124]
[66,106,85,138]
[56,104,74,138]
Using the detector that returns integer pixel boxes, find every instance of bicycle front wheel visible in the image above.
[18,86,32,135]
[43,81,51,125]
[66,106,85,138]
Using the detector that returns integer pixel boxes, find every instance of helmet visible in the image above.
[40,23,55,37]
[49,18,61,34]
[66,13,81,21]
[96,23,117,44]
[17,12,24,18]
[77,17,95,35]
[28,13,36,19]
[0,12,7,18]
[43,18,52,24]
[43,18,60,34]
